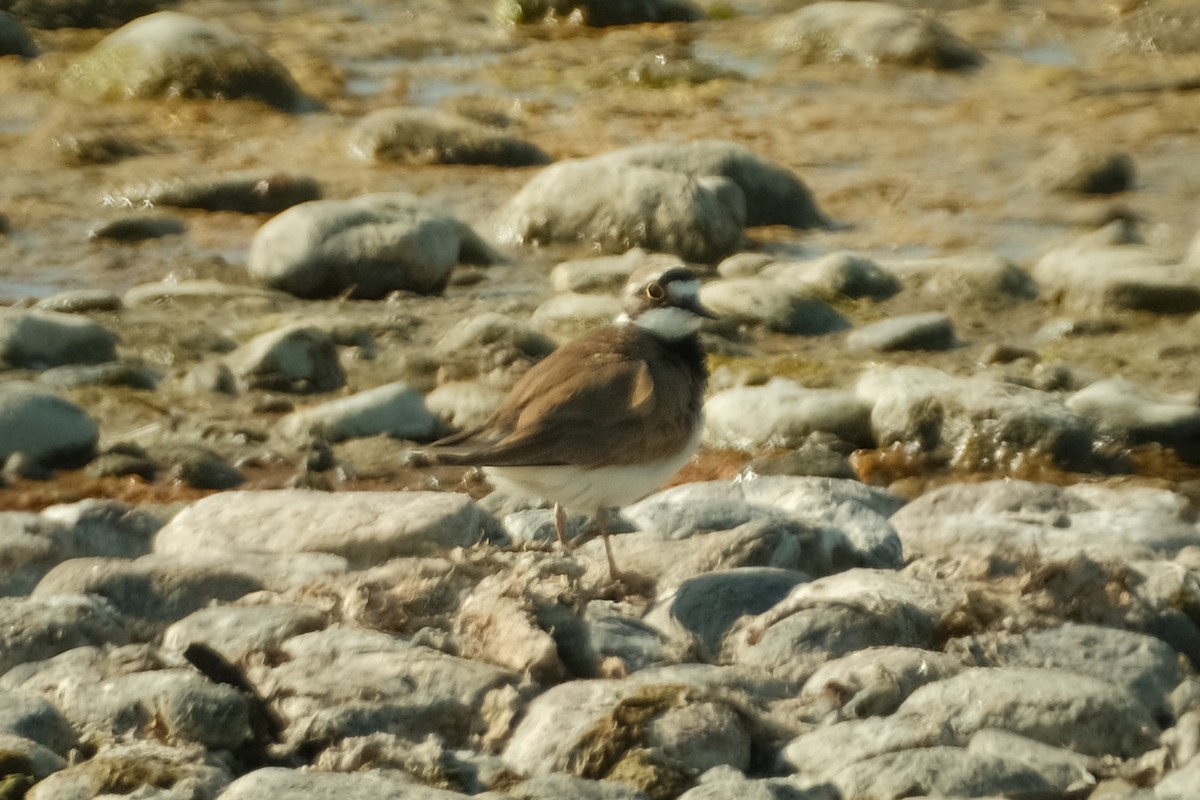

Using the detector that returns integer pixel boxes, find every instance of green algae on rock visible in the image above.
[61,12,313,111]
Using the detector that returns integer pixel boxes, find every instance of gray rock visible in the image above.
[52,668,251,749]
[0,11,36,57]
[773,1,982,69]
[765,252,901,300]
[699,278,849,334]
[0,499,159,594]
[1,0,163,29]
[62,12,311,110]
[965,730,1096,796]
[550,249,683,294]
[829,746,1070,800]
[278,381,442,443]
[258,626,517,747]
[948,623,1183,716]
[435,312,557,361]
[847,311,957,352]
[857,365,1094,469]
[1032,140,1135,194]
[0,692,76,756]
[0,733,65,779]
[703,378,874,450]
[679,771,835,800]
[598,141,828,229]
[646,568,810,661]
[249,193,496,299]
[748,434,857,480]
[624,476,905,570]
[24,740,232,800]
[348,106,549,166]
[489,772,651,799]
[882,252,1037,305]
[37,362,158,391]
[896,666,1160,757]
[0,595,133,676]
[1,643,163,693]
[497,0,702,27]
[224,323,345,394]
[891,479,1200,560]
[800,646,966,719]
[0,307,117,369]
[531,292,622,330]
[154,489,496,568]
[726,570,943,683]
[153,443,244,490]
[426,381,507,433]
[717,252,775,279]
[493,159,745,263]
[583,600,674,673]
[123,278,288,308]
[1067,377,1200,461]
[162,602,326,662]
[1158,753,1200,799]
[502,678,751,778]
[1034,229,1200,314]
[107,172,322,214]
[32,288,122,314]
[32,553,264,622]
[88,213,185,241]
[219,767,471,799]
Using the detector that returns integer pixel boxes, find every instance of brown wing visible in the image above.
[431,327,700,468]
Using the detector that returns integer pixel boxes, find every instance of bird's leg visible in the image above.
[595,507,624,582]
[553,503,571,551]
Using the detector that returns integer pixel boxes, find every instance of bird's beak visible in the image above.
[685,295,719,320]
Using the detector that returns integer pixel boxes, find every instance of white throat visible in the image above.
[623,306,703,340]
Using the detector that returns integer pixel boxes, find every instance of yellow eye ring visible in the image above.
[645,283,666,300]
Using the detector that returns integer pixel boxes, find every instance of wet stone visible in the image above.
[699,278,850,335]
[497,0,703,27]
[2,0,165,29]
[1066,376,1200,462]
[858,365,1094,470]
[277,381,442,443]
[224,323,345,394]
[23,740,232,800]
[772,1,983,70]
[0,11,36,58]
[0,307,118,369]
[0,692,77,757]
[249,192,497,299]
[108,173,322,214]
[1031,140,1136,195]
[87,214,185,242]
[31,553,264,622]
[154,444,244,490]
[348,106,550,166]
[26,290,121,320]
[846,311,958,352]
[62,11,312,111]
[154,489,497,568]
[0,382,99,470]
[703,378,874,450]
[37,362,158,391]
[765,252,902,301]
[0,594,134,680]
[493,159,745,264]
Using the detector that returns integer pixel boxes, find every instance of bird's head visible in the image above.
[618,265,716,340]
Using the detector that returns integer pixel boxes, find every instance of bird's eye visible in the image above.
[645,282,665,300]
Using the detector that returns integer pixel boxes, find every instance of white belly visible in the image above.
[486,429,701,513]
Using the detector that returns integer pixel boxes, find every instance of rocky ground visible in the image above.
[2,0,1200,798]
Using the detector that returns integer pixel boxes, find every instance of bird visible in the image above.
[424,264,715,581]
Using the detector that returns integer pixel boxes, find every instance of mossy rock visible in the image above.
[62,12,311,111]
